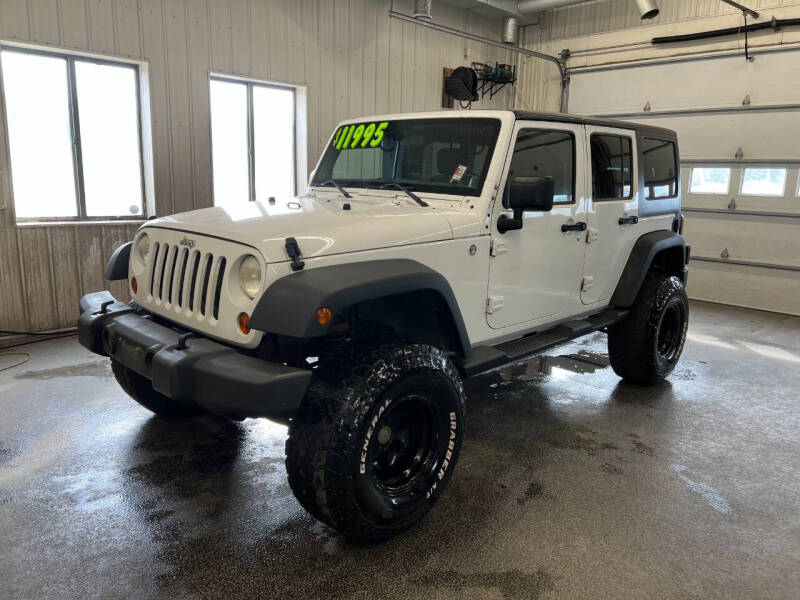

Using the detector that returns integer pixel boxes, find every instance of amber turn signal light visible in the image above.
[131,277,138,294]
[237,312,251,334]
[316,307,333,325]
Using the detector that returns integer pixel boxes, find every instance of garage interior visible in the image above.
[1,0,799,598]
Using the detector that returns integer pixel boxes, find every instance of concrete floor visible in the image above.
[1,300,799,600]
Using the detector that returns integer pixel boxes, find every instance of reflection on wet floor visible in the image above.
[493,351,611,383]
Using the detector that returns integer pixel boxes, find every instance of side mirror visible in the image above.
[509,176,555,212]
[498,176,555,234]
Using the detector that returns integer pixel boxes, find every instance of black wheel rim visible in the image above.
[657,302,684,362]
[367,394,440,496]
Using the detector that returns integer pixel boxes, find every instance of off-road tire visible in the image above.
[111,359,204,418]
[285,340,466,543]
[608,273,689,384]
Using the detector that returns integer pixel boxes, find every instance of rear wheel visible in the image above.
[608,274,689,384]
[111,359,204,418]
[285,341,465,542]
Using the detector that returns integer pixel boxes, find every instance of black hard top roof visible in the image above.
[511,110,677,139]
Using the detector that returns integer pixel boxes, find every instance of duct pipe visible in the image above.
[518,0,659,19]
[502,16,519,45]
[634,0,659,19]
[518,0,593,12]
[413,0,432,21]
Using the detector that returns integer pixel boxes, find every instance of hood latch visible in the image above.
[285,237,306,272]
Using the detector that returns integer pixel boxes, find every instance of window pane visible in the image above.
[210,79,249,210]
[741,168,787,196]
[75,61,143,217]
[591,134,632,200]
[689,168,731,194]
[642,138,677,200]
[510,129,574,204]
[1,50,77,219]
[253,85,295,204]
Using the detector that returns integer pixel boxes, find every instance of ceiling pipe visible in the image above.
[518,0,659,19]
[517,0,593,12]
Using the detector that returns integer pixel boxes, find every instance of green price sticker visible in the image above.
[332,121,389,150]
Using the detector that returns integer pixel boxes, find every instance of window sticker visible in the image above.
[332,121,389,150]
[450,164,468,183]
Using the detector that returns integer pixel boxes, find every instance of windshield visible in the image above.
[311,118,501,197]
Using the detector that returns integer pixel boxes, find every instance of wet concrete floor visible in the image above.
[1,300,799,599]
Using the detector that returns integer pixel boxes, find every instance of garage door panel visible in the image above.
[688,260,800,316]
[684,214,800,268]
[569,51,800,117]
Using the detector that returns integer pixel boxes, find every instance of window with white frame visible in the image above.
[1,47,145,221]
[209,76,296,211]
[689,167,731,195]
[740,167,787,197]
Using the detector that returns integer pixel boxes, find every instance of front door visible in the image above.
[581,126,640,305]
[487,121,588,330]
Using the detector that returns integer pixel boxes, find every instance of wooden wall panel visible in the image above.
[0,0,514,340]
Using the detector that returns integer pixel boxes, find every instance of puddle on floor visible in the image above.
[14,361,112,380]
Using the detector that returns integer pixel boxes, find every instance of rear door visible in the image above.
[581,126,640,305]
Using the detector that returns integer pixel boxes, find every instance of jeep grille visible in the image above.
[147,243,226,320]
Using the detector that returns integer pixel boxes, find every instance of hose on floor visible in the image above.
[0,351,31,373]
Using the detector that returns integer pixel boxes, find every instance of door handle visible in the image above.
[561,221,587,233]
[618,216,639,225]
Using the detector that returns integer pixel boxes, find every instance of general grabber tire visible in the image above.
[608,273,689,385]
[111,359,204,418]
[285,341,466,543]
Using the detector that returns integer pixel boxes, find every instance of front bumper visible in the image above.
[77,291,312,419]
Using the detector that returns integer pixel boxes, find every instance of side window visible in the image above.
[642,138,678,199]
[591,134,633,200]
[509,129,575,204]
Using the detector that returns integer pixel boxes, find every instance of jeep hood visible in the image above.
[146,195,478,263]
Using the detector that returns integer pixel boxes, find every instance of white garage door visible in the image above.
[567,49,800,316]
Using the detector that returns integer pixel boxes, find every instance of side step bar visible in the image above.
[460,308,628,378]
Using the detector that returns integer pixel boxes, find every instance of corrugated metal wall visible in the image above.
[0,0,514,344]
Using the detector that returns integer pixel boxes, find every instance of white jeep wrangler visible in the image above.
[79,110,690,542]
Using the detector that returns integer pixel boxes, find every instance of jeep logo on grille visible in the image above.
[179,237,196,249]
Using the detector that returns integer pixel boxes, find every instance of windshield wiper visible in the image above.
[318,180,352,198]
[379,182,428,207]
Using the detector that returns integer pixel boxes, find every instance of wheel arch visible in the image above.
[611,231,687,308]
[249,259,472,358]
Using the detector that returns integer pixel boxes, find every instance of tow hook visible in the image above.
[175,332,196,351]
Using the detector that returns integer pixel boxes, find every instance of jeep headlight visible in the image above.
[239,255,262,299]
[135,232,150,262]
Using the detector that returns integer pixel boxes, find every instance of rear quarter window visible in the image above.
[641,138,678,200]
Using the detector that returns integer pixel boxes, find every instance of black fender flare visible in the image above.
[611,231,687,308]
[105,242,132,281]
[249,259,472,358]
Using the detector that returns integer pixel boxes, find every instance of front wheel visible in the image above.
[285,341,466,543]
[608,274,689,384]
